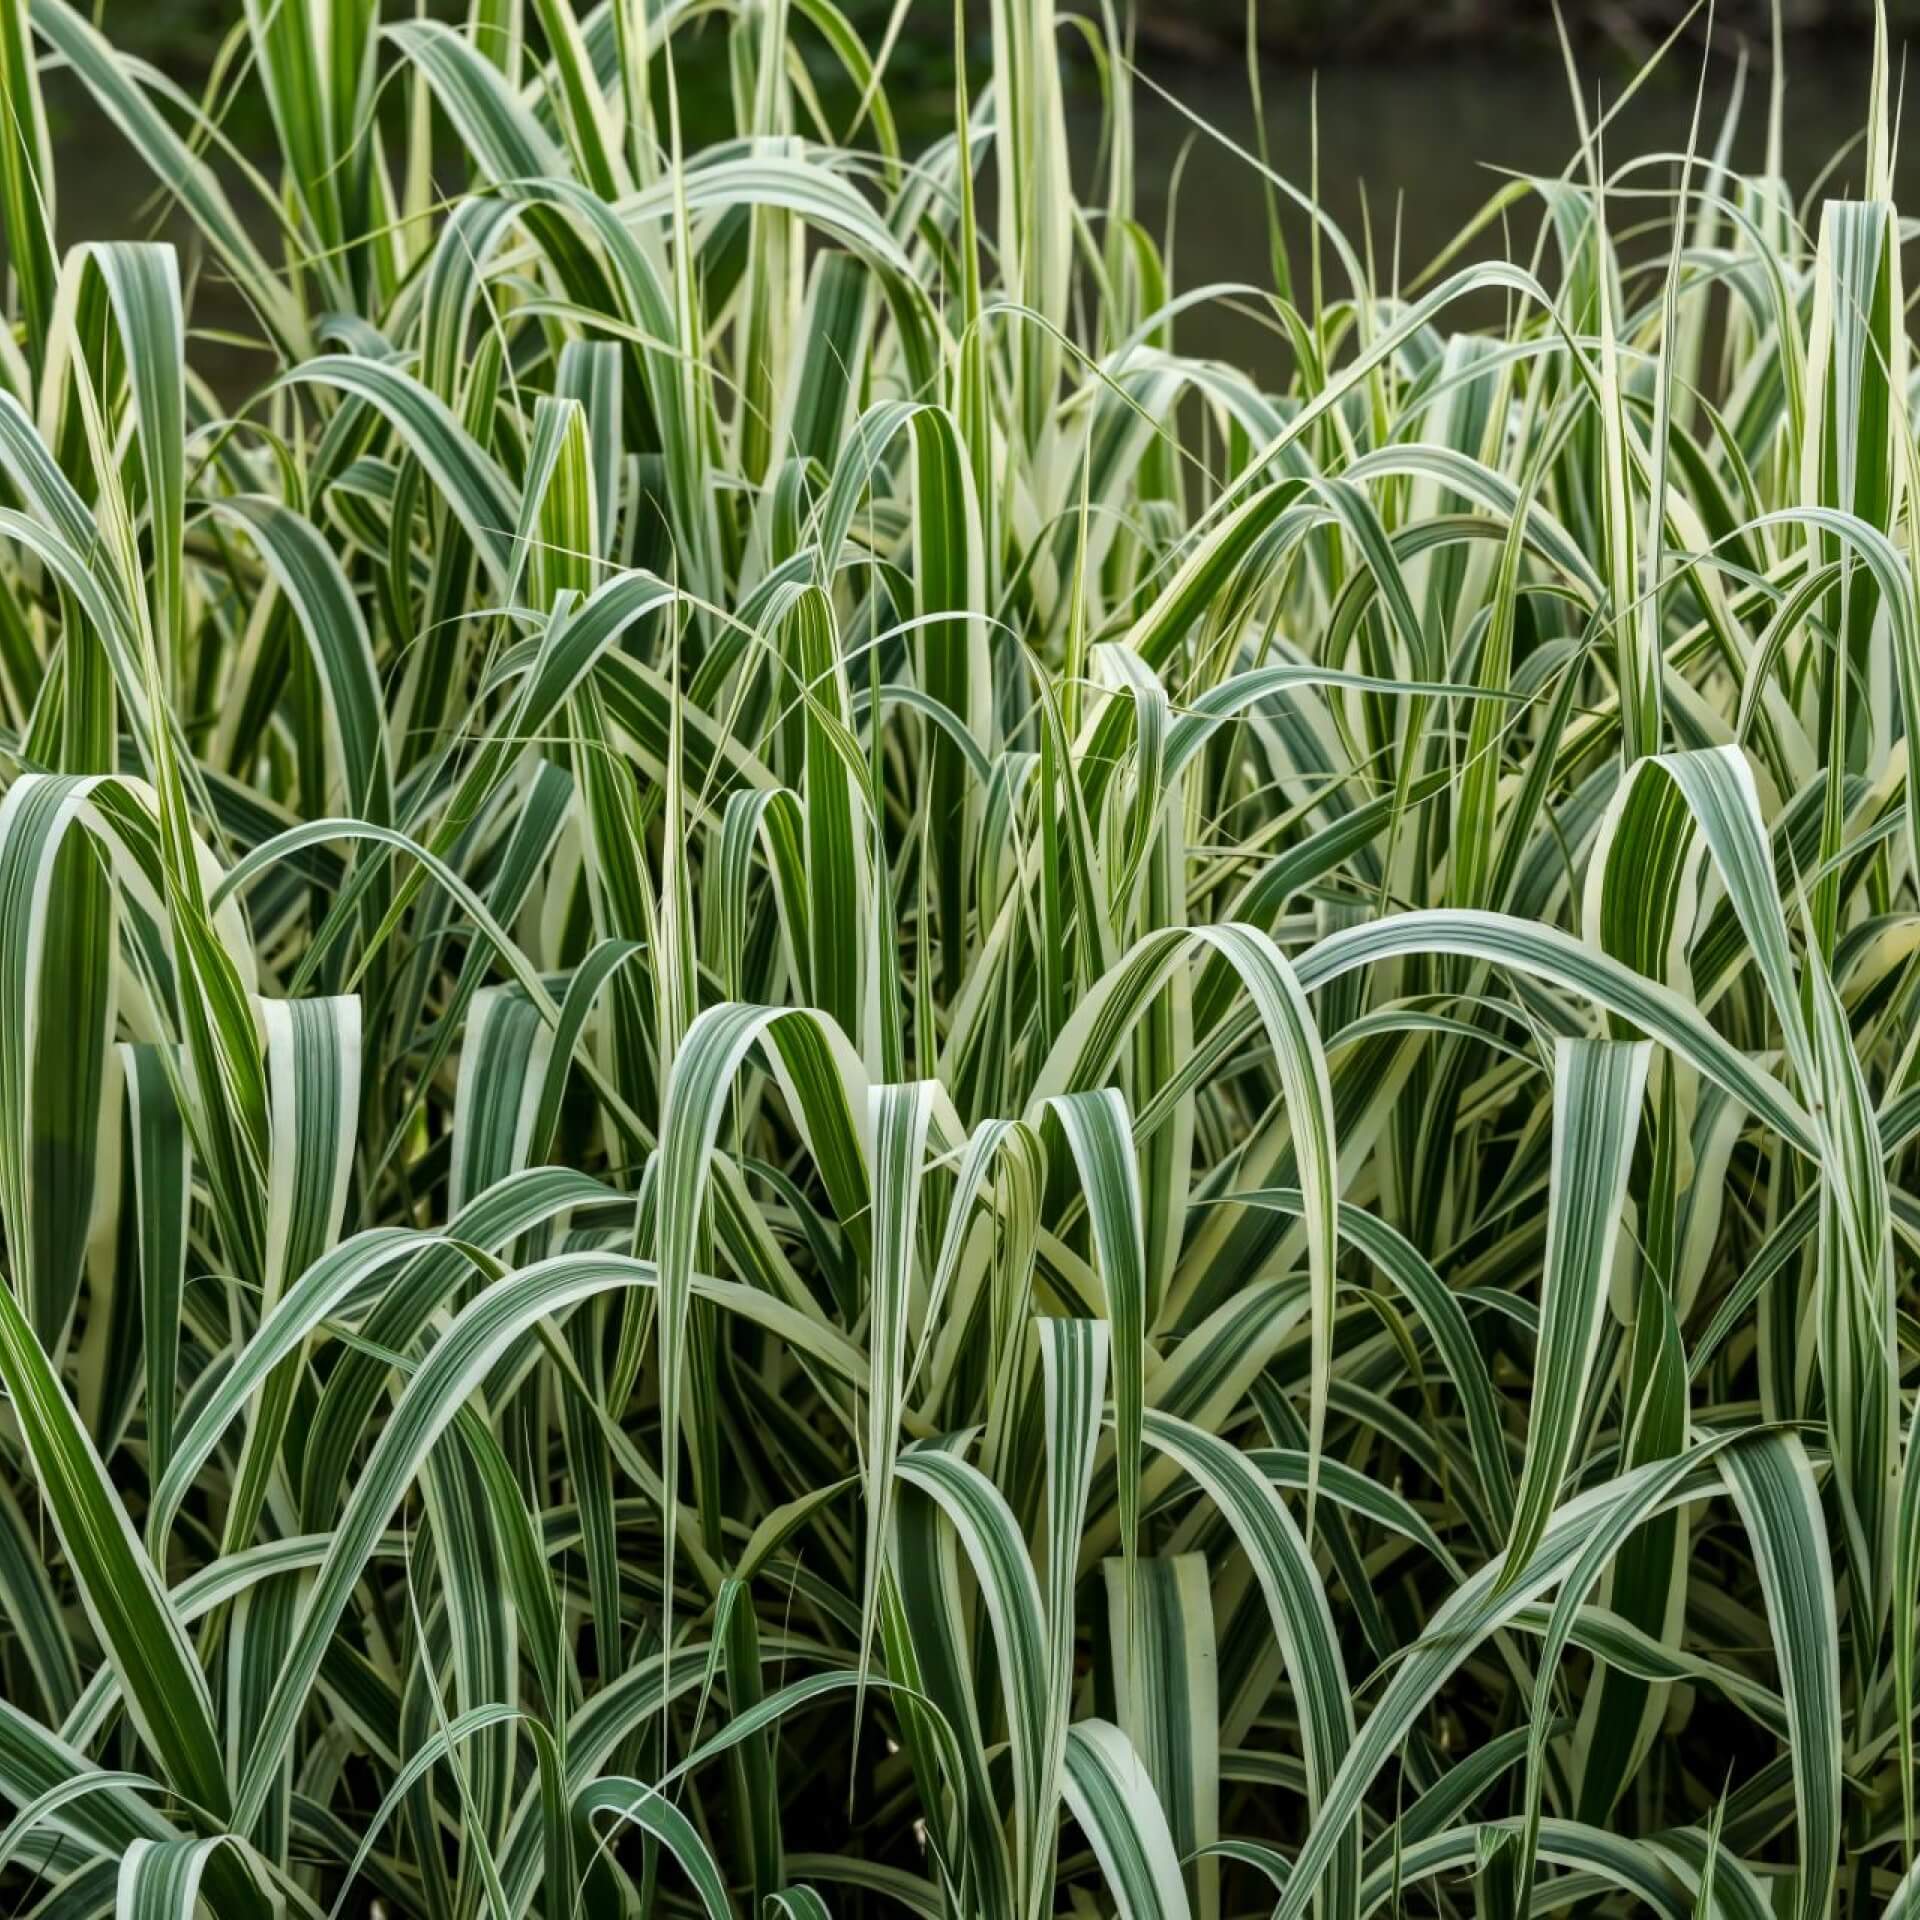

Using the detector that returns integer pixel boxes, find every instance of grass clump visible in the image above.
[0,2,1915,1917]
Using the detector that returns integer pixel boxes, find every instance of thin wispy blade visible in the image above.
[1635,0,1716,760]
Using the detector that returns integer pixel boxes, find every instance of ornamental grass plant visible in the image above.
[0,1,1914,1915]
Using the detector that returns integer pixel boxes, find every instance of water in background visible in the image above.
[36,31,1909,394]
[1109,42,1909,376]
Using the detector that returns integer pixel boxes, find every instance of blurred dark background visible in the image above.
[43,1,1915,384]
[75,0,1920,63]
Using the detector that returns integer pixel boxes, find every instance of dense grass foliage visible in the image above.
[1,0,1919,1916]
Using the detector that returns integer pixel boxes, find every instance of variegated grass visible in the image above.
[0,2,1914,1919]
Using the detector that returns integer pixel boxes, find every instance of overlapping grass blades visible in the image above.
[0,0,1915,1915]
